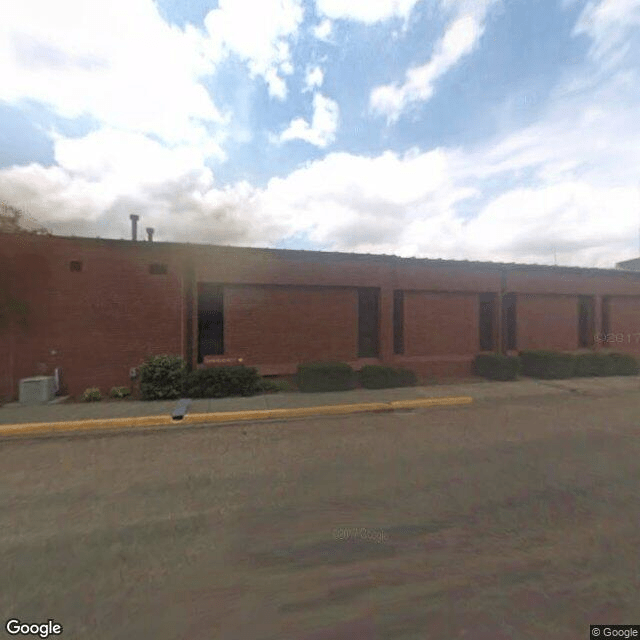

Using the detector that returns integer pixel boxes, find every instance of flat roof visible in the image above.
[616,258,640,268]
[3,230,639,278]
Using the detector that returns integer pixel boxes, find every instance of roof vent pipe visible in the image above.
[130,214,139,241]
[146,227,154,242]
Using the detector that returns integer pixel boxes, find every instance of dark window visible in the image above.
[358,288,379,358]
[198,284,223,362]
[502,293,517,351]
[69,260,82,272]
[601,296,610,338]
[479,293,496,351]
[149,263,168,275]
[393,290,404,355]
[578,295,595,348]
[185,265,195,371]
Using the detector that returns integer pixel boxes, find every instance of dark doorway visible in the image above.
[358,288,380,358]
[184,265,195,371]
[578,295,595,348]
[502,293,517,352]
[393,290,404,355]
[198,284,224,363]
[601,296,610,338]
[479,293,497,351]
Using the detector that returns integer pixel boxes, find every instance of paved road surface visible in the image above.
[2,393,640,639]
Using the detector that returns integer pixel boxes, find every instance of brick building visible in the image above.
[2,230,640,400]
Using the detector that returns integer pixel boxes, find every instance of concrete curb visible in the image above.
[0,396,473,439]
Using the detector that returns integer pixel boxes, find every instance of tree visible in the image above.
[0,203,40,330]
[0,261,29,330]
[0,202,51,235]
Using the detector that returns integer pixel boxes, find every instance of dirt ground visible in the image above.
[2,392,640,639]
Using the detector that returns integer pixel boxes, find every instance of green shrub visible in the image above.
[359,365,418,389]
[359,365,394,389]
[568,352,639,377]
[296,362,356,392]
[574,352,604,377]
[184,366,261,398]
[81,387,101,402]
[607,352,640,376]
[109,386,131,399]
[396,368,418,387]
[473,354,521,381]
[519,350,576,379]
[256,378,295,393]
[574,352,619,377]
[138,354,186,401]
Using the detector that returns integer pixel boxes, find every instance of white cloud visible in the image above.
[0,127,277,244]
[573,0,640,63]
[457,182,640,266]
[4,58,640,267]
[304,66,325,91]
[312,19,333,40]
[255,147,475,254]
[371,12,487,121]
[3,0,640,269]
[4,46,640,268]
[0,0,224,147]
[203,0,304,100]
[0,127,220,227]
[279,93,339,147]
[52,128,220,189]
[315,0,421,24]
[0,0,307,163]
[370,0,498,122]
[4,69,640,265]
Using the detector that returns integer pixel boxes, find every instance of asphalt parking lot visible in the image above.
[3,392,640,639]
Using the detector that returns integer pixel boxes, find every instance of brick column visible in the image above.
[183,263,197,370]
[378,262,395,364]
[498,269,507,354]
[379,285,394,364]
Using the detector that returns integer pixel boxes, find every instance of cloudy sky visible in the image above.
[1,0,640,267]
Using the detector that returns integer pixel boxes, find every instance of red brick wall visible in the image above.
[605,297,640,352]
[0,233,183,400]
[508,269,640,296]
[403,291,478,356]
[194,246,389,288]
[395,265,500,293]
[7,233,640,399]
[223,285,358,365]
[392,358,475,380]
[516,294,579,351]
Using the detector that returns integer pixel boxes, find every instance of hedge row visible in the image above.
[131,356,424,399]
[295,362,417,392]
[473,354,521,381]
[520,350,639,379]
[185,366,261,398]
[138,355,262,400]
[358,365,417,389]
[295,362,356,392]
[473,350,639,381]
[137,349,640,399]
[574,352,639,377]
[519,351,575,379]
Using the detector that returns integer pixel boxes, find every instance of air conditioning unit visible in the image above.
[19,376,56,405]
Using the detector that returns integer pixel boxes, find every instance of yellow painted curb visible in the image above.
[0,414,174,437]
[389,397,474,409]
[0,396,473,438]
[182,402,393,424]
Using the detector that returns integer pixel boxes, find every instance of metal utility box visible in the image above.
[19,376,56,405]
